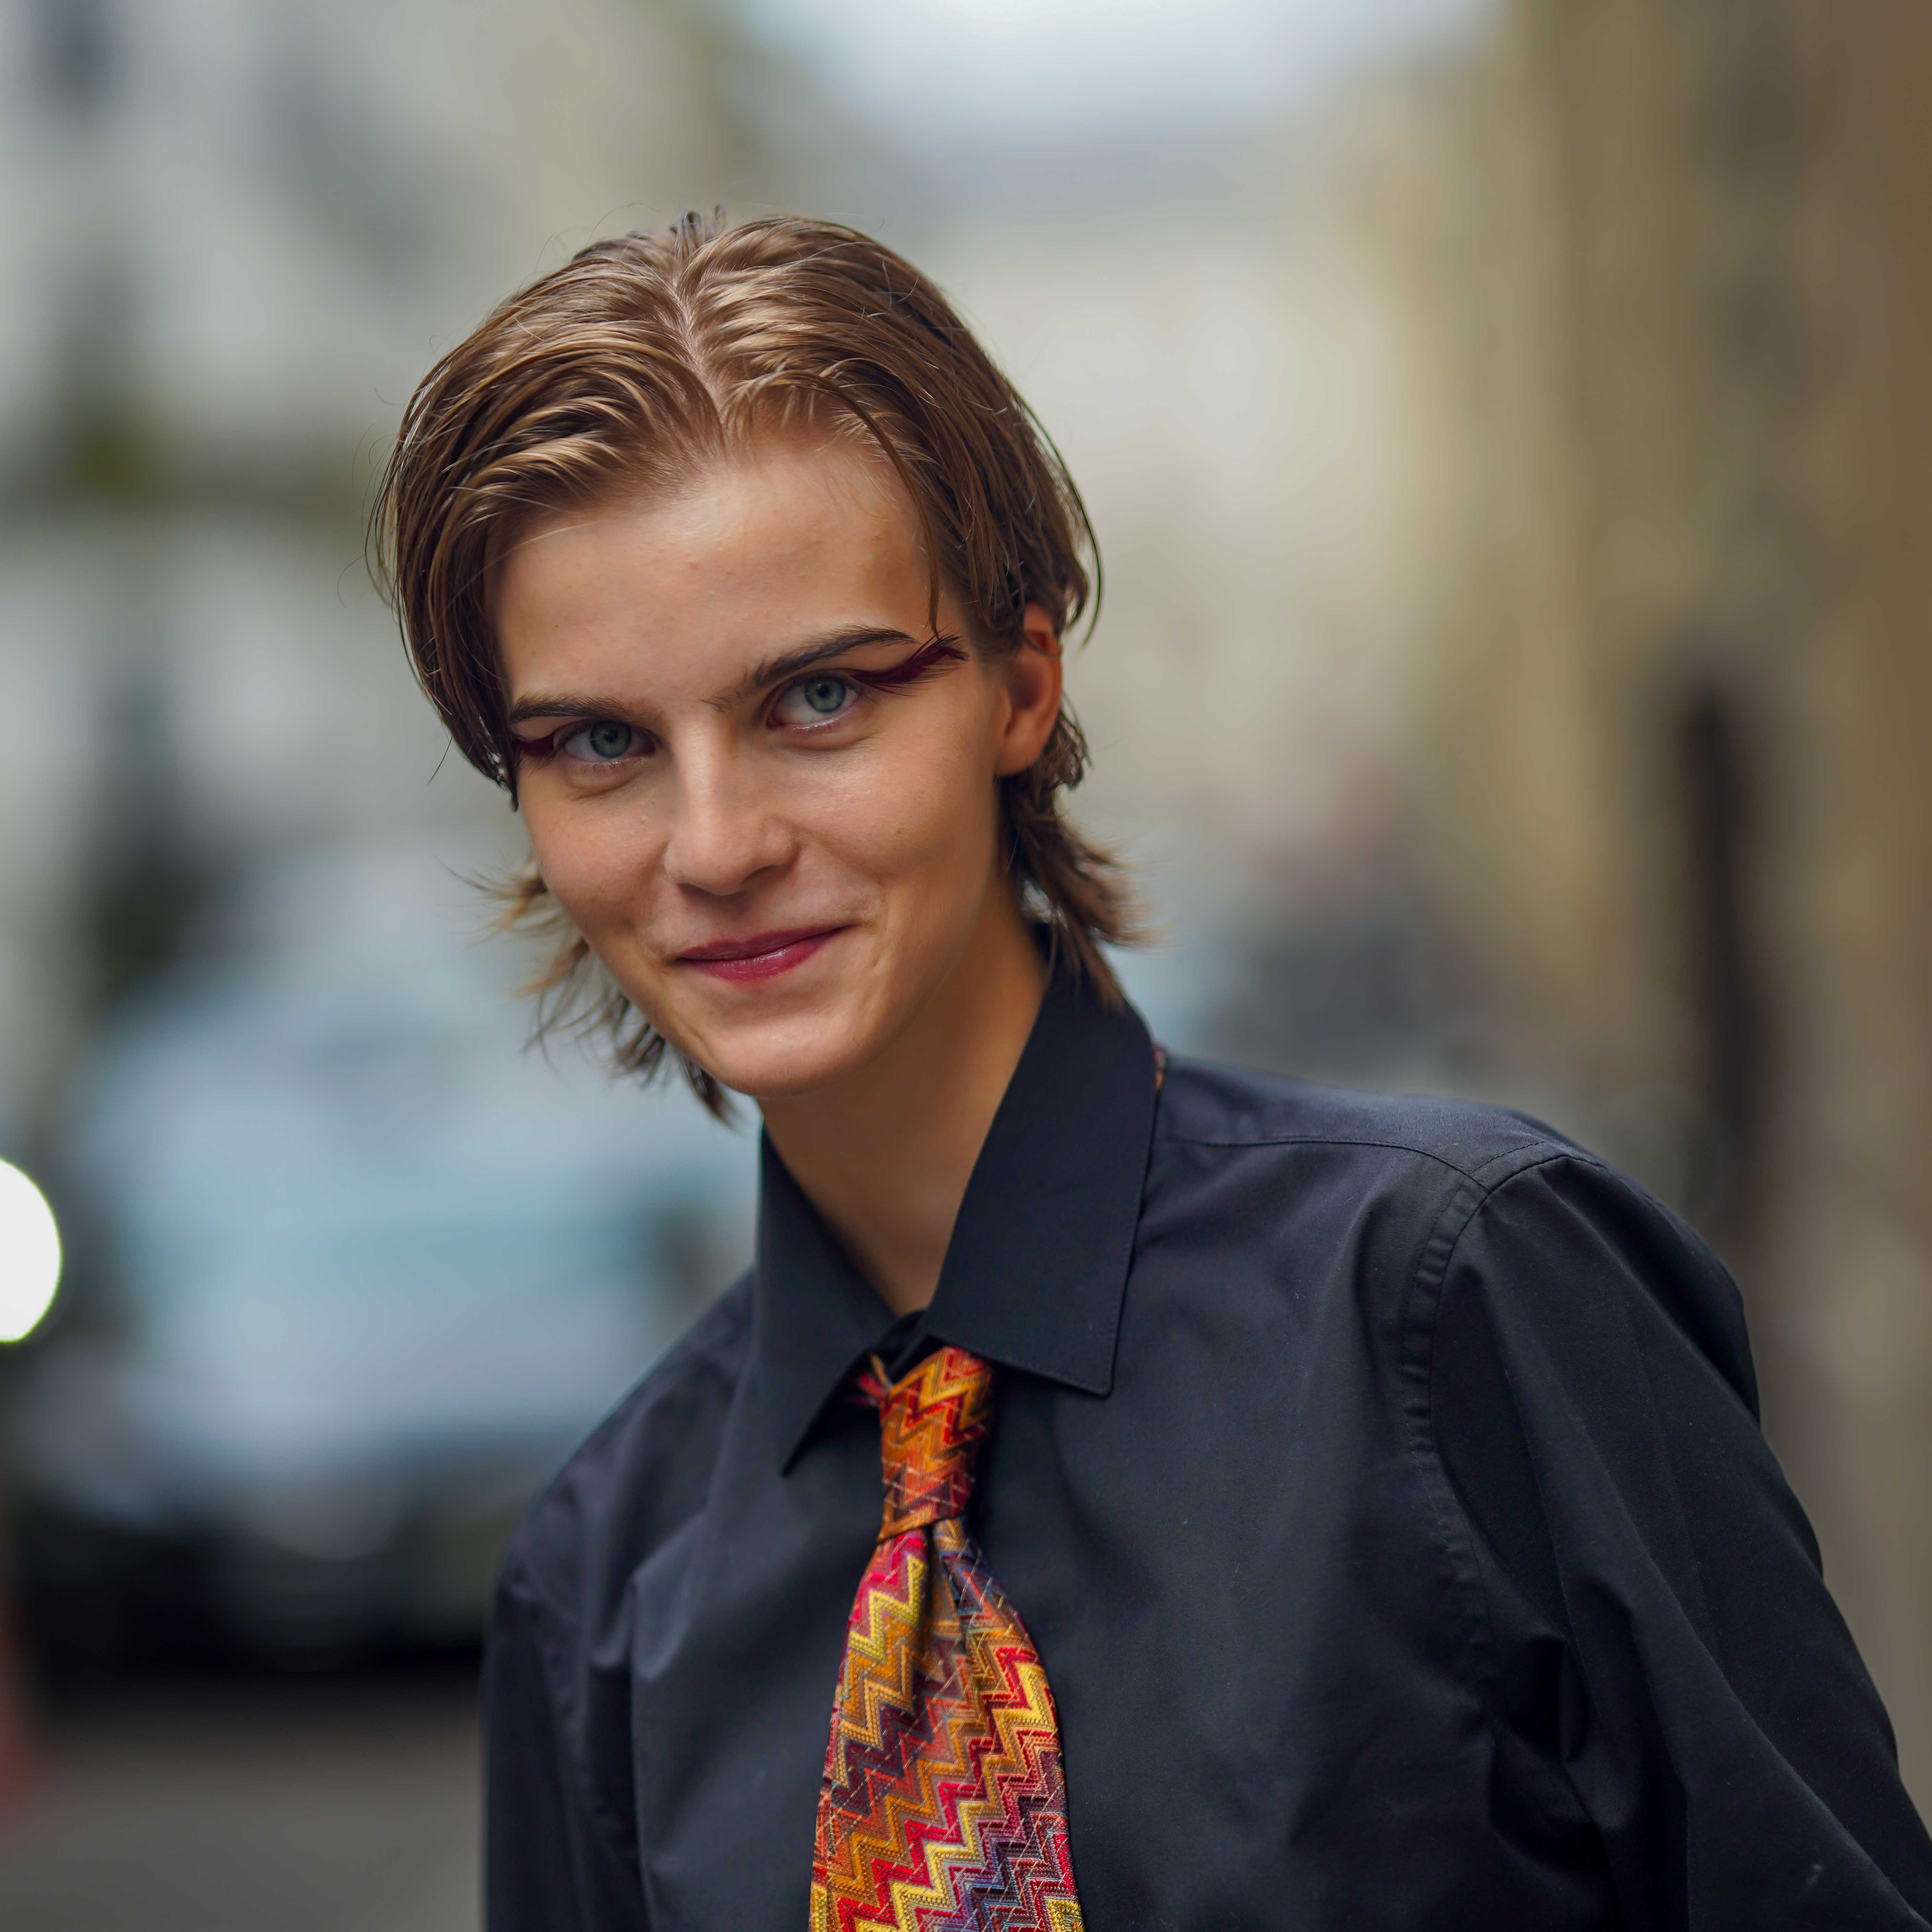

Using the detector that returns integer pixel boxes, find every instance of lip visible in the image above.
[675,925,847,985]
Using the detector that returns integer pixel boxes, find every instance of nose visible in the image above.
[661,741,792,897]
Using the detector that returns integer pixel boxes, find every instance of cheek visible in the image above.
[811,713,1002,899]
[521,793,660,936]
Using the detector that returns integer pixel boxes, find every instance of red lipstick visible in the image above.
[676,926,845,985]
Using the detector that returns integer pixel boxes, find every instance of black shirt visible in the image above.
[485,976,1932,1930]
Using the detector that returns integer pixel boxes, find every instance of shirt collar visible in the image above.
[751,972,1160,1471]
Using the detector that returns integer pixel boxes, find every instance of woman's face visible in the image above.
[494,437,1061,1101]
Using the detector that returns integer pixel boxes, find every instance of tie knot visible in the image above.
[862,1345,995,1538]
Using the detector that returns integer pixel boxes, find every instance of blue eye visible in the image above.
[563,720,640,762]
[774,675,859,727]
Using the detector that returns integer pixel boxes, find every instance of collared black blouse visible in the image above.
[485,977,1932,1930]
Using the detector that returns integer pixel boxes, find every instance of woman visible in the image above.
[376,214,1932,1930]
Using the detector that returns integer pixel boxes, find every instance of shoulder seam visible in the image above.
[1394,1148,1587,1744]
[1152,1125,1592,1189]
[499,1528,567,1626]
[498,1564,647,1887]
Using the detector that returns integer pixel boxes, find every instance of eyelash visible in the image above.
[512,722,651,765]
[511,634,968,765]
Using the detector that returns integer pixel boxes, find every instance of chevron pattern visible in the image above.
[811,1346,1085,1932]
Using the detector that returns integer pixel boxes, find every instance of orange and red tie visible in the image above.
[809,1345,1086,1932]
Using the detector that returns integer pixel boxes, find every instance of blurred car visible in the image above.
[10,848,756,1672]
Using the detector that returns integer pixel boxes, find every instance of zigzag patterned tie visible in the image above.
[810,1345,1086,1932]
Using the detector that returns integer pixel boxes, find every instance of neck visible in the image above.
[759,887,1049,1318]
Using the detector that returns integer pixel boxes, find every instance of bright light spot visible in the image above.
[0,1158,62,1343]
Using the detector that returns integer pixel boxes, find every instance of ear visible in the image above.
[993,603,1064,777]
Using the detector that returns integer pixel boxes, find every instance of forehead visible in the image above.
[494,438,935,703]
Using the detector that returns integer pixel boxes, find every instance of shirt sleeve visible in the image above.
[1428,1149,1932,1930]
[484,1557,650,1932]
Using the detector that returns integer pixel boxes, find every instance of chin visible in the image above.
[663,1008,880,1104]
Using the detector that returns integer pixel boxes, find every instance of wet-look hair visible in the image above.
[373,212,1138,1106]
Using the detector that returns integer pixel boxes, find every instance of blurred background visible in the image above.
[0,0,1928,1921]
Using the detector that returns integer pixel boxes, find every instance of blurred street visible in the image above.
[0,1663,479,1932]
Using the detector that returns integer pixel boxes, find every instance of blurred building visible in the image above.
[0,0,757,1127]
[1424,0,1932,1802]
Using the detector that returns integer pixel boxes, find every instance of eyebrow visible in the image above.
[507,692,651,730]
[505,625,928,730]
[713,626,925,710]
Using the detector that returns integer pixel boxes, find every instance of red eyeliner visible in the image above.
[839,633,966,693]
[513,634,966,764]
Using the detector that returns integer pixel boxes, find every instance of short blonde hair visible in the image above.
[373,213,1137,1105]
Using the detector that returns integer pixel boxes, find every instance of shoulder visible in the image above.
[498,1272,754,1631]
[1151,1055,1747,1392]
[1154,1051,1594,1197]
[1145,1053,1597,1321]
